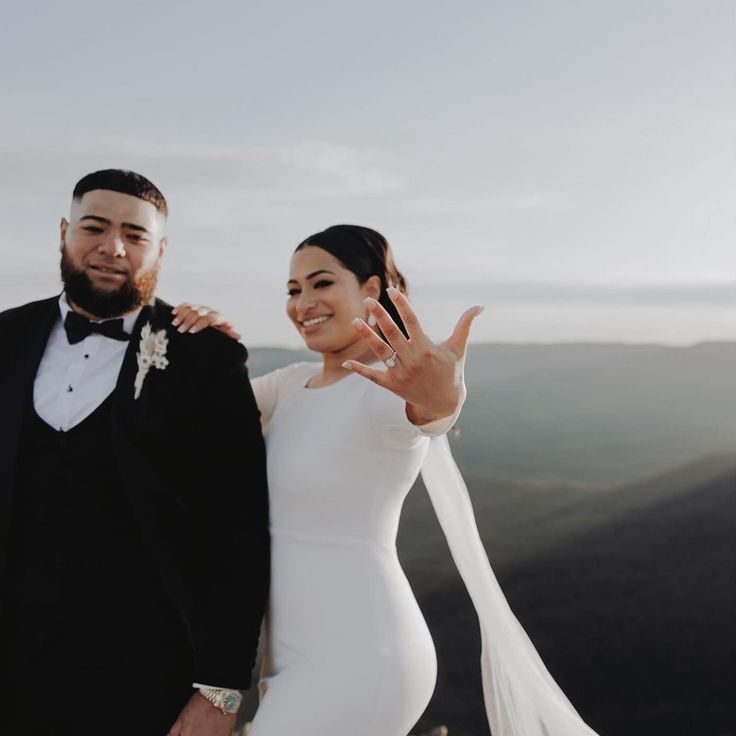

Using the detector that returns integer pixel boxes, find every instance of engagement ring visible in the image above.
[384,351,398,368]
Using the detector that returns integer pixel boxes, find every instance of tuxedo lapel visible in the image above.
[112,299,170,420]
[109,299,191,616]
[114,302,154,421]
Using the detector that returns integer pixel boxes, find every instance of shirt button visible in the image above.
[84,354,90,359]
[67,385,73,392]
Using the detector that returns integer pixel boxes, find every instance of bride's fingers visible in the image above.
[210,321,241,339]
[171,304,240,338]
[446,305,484,357]
[364,297,408,352]
[175,309,203,333]
[220,324,241,340]
[191,315,216,334]
[171,303,193,326]
[175,308,212,333]
[190,315,241,339]
[351,318,395,362]
[171,303,201,328]
[387,287,425,341]
[341,359,390,388]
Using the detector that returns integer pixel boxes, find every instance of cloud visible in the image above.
[391,192,574,217]
[0,139,405,202]
[418,281,736,307]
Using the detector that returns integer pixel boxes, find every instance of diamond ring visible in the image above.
[384,351,398,368]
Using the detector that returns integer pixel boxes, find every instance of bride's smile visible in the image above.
[299,314,333,331]
[286,245,381,373]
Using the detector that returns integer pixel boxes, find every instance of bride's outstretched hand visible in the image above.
[344,287,483,424]
[170,304,241,340]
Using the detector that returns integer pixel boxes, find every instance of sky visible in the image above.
[1,0,734,346]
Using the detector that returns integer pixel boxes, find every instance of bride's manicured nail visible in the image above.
[387,286,399,296]
[172,318,181,326]
[342,361,353,369]
[363,297,375,306]
[351,318,363,328]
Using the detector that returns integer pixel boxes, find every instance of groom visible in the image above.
[0,170,270,736]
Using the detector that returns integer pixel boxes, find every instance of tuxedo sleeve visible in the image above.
[187,335,269,689]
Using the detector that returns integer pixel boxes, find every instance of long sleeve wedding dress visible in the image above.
[248,361,599,736]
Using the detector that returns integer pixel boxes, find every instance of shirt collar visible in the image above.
[58,292,143,335]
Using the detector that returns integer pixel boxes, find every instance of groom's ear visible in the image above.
[157,236,168,259]
[59,217,69,249]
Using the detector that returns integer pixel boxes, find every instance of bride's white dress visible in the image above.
[248,361,600,736]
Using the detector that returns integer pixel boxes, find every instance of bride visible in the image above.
[173,224,600,736]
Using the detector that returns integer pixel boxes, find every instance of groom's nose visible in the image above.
[98,230,127,258]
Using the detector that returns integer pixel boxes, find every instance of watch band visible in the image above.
[197,686,243,715]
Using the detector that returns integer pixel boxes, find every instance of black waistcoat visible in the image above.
[0,394,190,691]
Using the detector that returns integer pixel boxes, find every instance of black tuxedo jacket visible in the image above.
[0,296,269,689]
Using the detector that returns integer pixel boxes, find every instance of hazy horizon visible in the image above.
[2,0,734,346]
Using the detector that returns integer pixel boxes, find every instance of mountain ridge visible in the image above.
[405,454,736,736]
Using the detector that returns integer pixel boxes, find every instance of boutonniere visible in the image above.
[134,322,169,400]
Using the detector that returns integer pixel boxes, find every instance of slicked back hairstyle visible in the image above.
[296,224,409,338]
[72,169,168,217]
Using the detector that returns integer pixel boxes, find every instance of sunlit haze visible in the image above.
[2,1,734,346]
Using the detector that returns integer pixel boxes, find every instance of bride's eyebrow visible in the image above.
[287,269,336,285]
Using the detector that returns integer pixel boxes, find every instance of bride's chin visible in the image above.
[301,334,330,352]
[301,334,353,356]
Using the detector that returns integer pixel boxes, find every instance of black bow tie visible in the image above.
[64,310,130,345]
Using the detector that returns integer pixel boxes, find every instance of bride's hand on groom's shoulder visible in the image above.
[343,287,483,425]
[171,303,241,340]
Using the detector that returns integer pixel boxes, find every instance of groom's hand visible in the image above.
[167,692,236,736]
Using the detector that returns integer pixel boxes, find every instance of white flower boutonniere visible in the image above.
[134,322,169,400]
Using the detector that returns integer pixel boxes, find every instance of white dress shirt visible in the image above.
[33,294,141,431]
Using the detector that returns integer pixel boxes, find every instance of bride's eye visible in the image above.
[287,288,300,297]
[314,280,333,289]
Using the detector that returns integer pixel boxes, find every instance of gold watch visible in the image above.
[198,687,243,715]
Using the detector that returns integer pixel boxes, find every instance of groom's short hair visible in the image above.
[73,169,168,217]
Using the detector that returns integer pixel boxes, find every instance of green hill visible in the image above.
[404,455,736,736]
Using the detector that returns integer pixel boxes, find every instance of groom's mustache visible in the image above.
[86,259,130,276]
[60,246,159,318]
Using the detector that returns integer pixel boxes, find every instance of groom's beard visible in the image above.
[60,246,159,319]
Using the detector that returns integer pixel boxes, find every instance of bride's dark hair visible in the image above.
[295,225,409,338]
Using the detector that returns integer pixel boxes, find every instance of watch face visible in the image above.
[222,691,242,713]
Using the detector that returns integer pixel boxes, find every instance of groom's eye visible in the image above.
[84,226,104,234]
